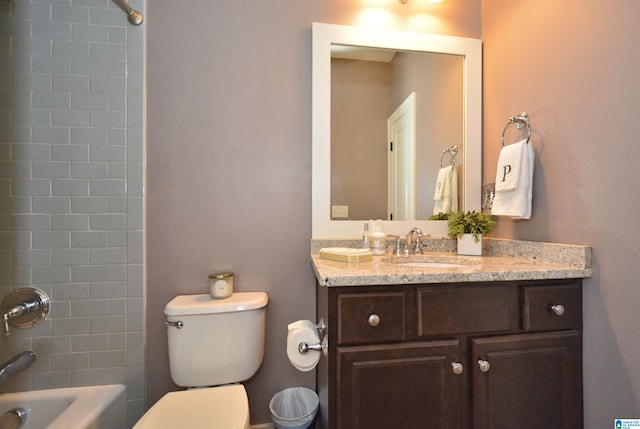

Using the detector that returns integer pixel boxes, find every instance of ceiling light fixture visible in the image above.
[399,0,445,3]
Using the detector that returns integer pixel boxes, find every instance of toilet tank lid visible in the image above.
[164,292,268,316]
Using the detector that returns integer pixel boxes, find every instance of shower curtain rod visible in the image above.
[112,0,143,25]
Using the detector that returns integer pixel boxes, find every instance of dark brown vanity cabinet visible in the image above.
[316,280,583,429]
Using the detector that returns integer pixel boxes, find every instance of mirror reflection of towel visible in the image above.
[433,166,458,215]
[433,167,448,200]
[492,140,534,219]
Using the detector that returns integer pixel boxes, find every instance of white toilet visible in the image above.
[134,292,268,429]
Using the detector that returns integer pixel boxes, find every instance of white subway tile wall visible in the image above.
[0,0,145,427]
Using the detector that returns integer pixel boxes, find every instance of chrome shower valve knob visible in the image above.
[1,288,50,335]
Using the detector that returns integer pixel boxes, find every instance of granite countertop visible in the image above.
[310,238,592,287]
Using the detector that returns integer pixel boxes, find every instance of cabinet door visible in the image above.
[472,331,582,429]
[337,340,462,429]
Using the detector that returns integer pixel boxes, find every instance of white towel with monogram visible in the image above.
[491,139,534,219]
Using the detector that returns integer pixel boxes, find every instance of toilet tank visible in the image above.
[164,292,268,387]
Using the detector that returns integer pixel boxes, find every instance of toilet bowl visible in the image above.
[133,385,249,429]
[134,292,268,428]
[133,384,249,429]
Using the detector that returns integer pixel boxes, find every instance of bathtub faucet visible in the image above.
[0,351,36,385]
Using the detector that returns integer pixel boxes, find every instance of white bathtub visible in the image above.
[0,384,125,429]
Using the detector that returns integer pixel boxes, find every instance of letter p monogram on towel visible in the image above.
[501,164,512,182]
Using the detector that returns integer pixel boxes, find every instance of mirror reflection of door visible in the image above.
[388,92,416,220]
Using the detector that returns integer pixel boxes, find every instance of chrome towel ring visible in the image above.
[501,112,531,146]
[440,144,458,168]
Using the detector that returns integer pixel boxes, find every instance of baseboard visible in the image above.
[251,423,275,429]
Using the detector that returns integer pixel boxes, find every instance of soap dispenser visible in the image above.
[362,222,370,249]
[370,220,386,255]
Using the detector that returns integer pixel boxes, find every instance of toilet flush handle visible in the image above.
[165,320,183,329]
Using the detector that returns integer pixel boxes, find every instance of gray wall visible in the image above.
[0,0,145,426]
[145,0,480,425]
[482,1,640,427]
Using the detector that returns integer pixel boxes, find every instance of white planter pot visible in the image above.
[457,234,482,256]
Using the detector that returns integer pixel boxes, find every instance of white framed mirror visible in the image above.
[312,22,482,238]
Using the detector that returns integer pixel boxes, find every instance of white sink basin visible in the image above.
[382,255,480,269]
[397,262,466,268]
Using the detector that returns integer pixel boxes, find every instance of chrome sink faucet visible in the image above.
[406,228,424,254]
[386,235,407,256]
[0,351,36,385]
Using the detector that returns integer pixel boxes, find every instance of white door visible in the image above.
[388,92,417,220]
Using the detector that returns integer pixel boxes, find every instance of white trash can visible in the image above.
[269,387,319,429]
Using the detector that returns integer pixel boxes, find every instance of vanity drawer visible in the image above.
[523,284,582,331]
[337,292,405,345]
[417,285,513,336]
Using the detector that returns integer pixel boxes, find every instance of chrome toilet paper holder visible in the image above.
[297,319,327,356]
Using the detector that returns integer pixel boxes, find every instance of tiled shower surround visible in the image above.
[0,0,145,426]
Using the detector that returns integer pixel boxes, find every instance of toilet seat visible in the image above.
[133,384,250,429]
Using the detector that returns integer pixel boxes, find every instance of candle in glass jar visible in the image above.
[208,272,233,299]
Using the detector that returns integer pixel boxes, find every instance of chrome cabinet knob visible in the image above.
[550,304,565,316]
[451,362,464,375]
[478,359,491,372]
[367,314,381,327]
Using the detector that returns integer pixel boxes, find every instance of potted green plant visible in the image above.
[447,210,496,255]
